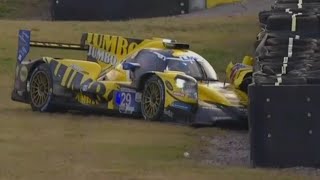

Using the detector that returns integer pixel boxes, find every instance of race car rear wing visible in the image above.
[17,29,190,66]
[17,29,89,64]
[29,41,88,50]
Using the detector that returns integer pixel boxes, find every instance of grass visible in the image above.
[0,16,316,179]
[0,92,314,180]
[0,16,259,77]
[0,0,49,19]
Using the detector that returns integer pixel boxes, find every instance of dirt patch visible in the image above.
[192,129,250,167]
[192,128,320,178]
[201,130,249,167]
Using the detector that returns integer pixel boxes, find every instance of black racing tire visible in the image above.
[253,72,308,85]
[265,38,318,46]
[266,14,320,33]
[259,9,315,24]
[29,63,54,112]
[276,0,320,3]
[258,63,312,75]
[264,45,318,52]
[257,55,311,62]
[263,32,319,39]
[258,60,313,67]
[272,3,320,10]
[257,49,315,59]
[268,49,315,56]
[141,75,165,121]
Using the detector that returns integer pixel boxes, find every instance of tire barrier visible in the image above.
[52,0,189,21]
[255,1,320,85]
[250,0,320,168]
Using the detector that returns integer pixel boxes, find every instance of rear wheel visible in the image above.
[29,64,54,112]
[141,76,165,121]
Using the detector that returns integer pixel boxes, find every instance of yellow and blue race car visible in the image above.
[12,30,250,126]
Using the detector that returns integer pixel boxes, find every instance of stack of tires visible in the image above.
[253,0,320,85]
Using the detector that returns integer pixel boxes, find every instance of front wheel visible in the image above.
[141,76,165,121]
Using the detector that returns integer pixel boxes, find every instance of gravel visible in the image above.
[193,129,320,177]
[195,130,250,167]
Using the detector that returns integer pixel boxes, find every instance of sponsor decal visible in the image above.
[153,52,167,61]
[81,84,89,92]
[230,63,251,82]
[172,102,191,111]
[70,64,83,72]
[238,107,248,115]
[85,33,143,65]
[19,66,28,82]
[212,116,233,121]
[173,91,185,97]
[50,61,107,96]
[164,109,174,118]
[165,81,173,91]
[17,91,24,96]
[17,30,31,63]
[201,105,220,111]
[87,46,118,66]
[76,94,99,105]
[119,87,136,93]
[135,93,142,103]
[15,66,19,79]
[181,55,198,61]
[115,91,139,114]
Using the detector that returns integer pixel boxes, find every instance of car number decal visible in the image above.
[115,91,140,114]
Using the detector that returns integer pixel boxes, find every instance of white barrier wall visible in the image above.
[189,0,206,12]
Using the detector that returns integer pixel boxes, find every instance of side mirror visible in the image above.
[122,62,141,71]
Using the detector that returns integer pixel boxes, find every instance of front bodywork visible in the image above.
[12,30,250,126]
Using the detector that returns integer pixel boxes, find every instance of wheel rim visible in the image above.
[30,71,50,108]
[143,82,161,119]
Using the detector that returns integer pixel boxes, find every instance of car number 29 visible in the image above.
[120,92,132,107]
[115,91,137,114]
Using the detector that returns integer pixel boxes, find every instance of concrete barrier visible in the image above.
[189,0,206,12]
[249,84,320,168]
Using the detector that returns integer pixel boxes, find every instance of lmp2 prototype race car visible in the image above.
[11,30,251,126]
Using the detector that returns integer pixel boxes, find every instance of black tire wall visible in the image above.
[52,0,189,21]
[254,0,320,85]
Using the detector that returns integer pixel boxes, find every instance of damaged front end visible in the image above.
[191,101,248,126]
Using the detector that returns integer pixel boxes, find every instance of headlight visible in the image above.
[176,78,186,88]
[175,78,198,99]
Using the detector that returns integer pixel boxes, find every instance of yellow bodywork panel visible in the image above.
[84,33,167,71]
[43,33,251,112]
[48,58,102,80]
[105,67,129,82]
[198,82,244,107]
[225,56,253,90]
[155,71,198,108]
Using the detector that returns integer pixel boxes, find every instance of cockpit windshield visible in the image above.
[126,49,218,81]
[163,50,219,81]
[167,56,218,80]
[166,58,203,79]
